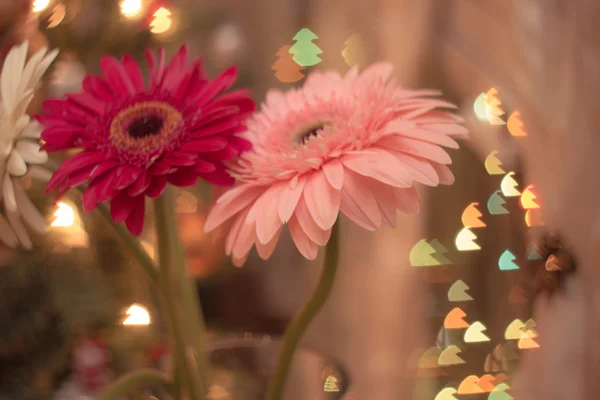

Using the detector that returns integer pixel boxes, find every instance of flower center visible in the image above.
[127,115,164,139]
[109,101,183,165]
[296,123,326,145]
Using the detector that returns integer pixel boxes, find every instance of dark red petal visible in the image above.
[148,160,175,176]
[47,152,106,192]
[227,136,252,152]
[125,196,146,236]
[168,168,198,187]
[63,164,96,188]
[128,169,153,196]
[175,60,204,100]
[161,45,189,91]
[100,56,136,96]
[199,168,235,187]
[170,150,197,160]
[82,76,115,102]
[162,157,196,167]
[202,146,239,162]
[194,159,216,173]
[122,54,145,92]
[66,93,106,115]
[42,101,92,125]
[110,191,136,222]
[181,137,228,153]
[146,175,168,199]
[113,165,142,190]
[191,119,241,139]
[82,183,102,212]
[193,67,237,107]
[90,160,120,178]
[145,48,166,90]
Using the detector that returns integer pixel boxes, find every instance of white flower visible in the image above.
[0,41,58,249]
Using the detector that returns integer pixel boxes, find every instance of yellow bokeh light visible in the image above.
[150,7,172,34]
[51,202,75,227]
[120,0,142,17]
[500,172,521,197]
[484,150,505,175]
[123,304,151,325]
[47,3,66,28]
[33,0,51,13]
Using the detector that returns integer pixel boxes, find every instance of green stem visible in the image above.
[266,222,341,400]
[97,369,171,400]
[95,202,159,284]
[155,194,206,400]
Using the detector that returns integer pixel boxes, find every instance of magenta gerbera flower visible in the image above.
[40,46,255,235]
[204,63,467,265]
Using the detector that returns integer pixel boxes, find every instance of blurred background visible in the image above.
[0,0,580,399]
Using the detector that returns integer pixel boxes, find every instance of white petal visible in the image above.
[28,48,59,93]
[0,41,28,113]
[13,179,46,234]
[28,166,53,182]
[16,141,47,164]
[12,90,34,119]
[7,151,27,176]
[20,120,43,139]
[13,114,30,136]
[18,46,47,94]
[6,210,32,250]
[0,213,18,248]
[3,174,16,212]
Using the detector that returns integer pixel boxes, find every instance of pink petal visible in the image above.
[433,164,455,185]
[294,196,332,246]
[231,219,256,260]
[125,195,146,236]
[162,45,189,91]
[360,62,393,83]
[392,187,420,215]
[100,56,135,96]
[194,159,216,173]
[168,168,198,187]
[341,151,412,188]
[122,54,146,92]
[369,180,398,228]
[225,207,251,255]
[303,171,340,230]
[255,227,282,260]
[110,191,136,222]
[278,176,306,223]
[288,214,319,260]
[382,120,459,149]
[321,159,344,190]
[392,152,440,186]
[205,185,265,232]
[247,185,284,245]
[377,135,452,164]
[339,170,381,230]
[145,47,166,90]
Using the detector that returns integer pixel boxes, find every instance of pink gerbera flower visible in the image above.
[40,46,255,235]
[204,63,467,266]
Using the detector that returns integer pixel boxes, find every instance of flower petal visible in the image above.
[339,170,381,230]
[204,185,265,232]
[255,227,282,260]
[392,187,420,215]
[278,175,306,223]
[377,135,452,164]
[321,159,344,190]
[125,195,146,236]
[12,179,46,234]
[16,141,47,164]
[342,150,412,188]
[6,211,32,250]
[294,196,331,246]
[0,214,18,248]
[288,214,319,260]
[110,191,136,223]
[433,164,455,185]
[7,152,27,176]
[303,171,340,230]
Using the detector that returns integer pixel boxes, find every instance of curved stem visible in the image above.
[155,194,206,400]
[266,221,341,400]
[97,369,171,400]
[95,202,159,283]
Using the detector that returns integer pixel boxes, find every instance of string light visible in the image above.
[150,7,173,34]
[51,202,75,227]
[120,0,142,18]
[123,304,151,325]
[32,0,51,13]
